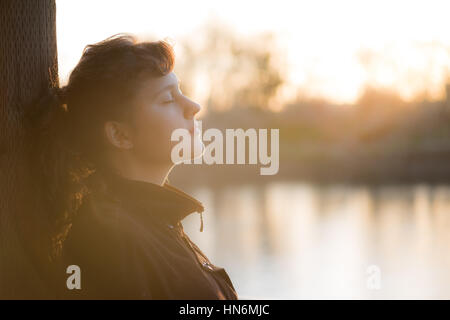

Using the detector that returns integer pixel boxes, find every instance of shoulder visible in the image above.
[60,192,156,298]
[63,192,131,264]
[62,186,169,268]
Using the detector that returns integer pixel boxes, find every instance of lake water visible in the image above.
[182,181,450,299]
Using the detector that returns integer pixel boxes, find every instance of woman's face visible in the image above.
[127,72,203,165]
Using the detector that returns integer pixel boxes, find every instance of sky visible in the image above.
[56,0,450,105]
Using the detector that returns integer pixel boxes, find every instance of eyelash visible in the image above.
[162,88,182,104]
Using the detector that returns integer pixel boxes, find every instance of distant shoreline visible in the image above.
[171,154,450,187]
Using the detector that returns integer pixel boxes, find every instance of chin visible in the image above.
[170,132,205,165]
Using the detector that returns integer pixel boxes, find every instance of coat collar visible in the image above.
[91,169,205,226]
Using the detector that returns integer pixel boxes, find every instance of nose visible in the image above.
[181,95,201,119]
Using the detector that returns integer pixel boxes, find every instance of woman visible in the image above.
[29,34,238,299]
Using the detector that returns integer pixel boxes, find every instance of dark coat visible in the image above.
[56,171,238,300]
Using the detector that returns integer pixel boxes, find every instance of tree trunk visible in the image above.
[0,0,58,298]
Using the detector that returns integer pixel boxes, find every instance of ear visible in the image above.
[104,120,134,150]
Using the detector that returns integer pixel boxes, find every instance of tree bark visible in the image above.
[0,0,58,298]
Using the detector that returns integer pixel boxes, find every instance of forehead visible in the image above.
[137,72,179,99]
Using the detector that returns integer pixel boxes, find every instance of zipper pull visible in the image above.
[199,212,204,232]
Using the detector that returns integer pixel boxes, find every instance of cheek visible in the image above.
[132,107,183,161]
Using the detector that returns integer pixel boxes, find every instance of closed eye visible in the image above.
[161,91,175,104]
[162,86,184,104]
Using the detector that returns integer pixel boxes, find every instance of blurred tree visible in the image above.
[175,21,285,111]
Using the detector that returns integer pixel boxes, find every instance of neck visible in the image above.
[108,155,175,186]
